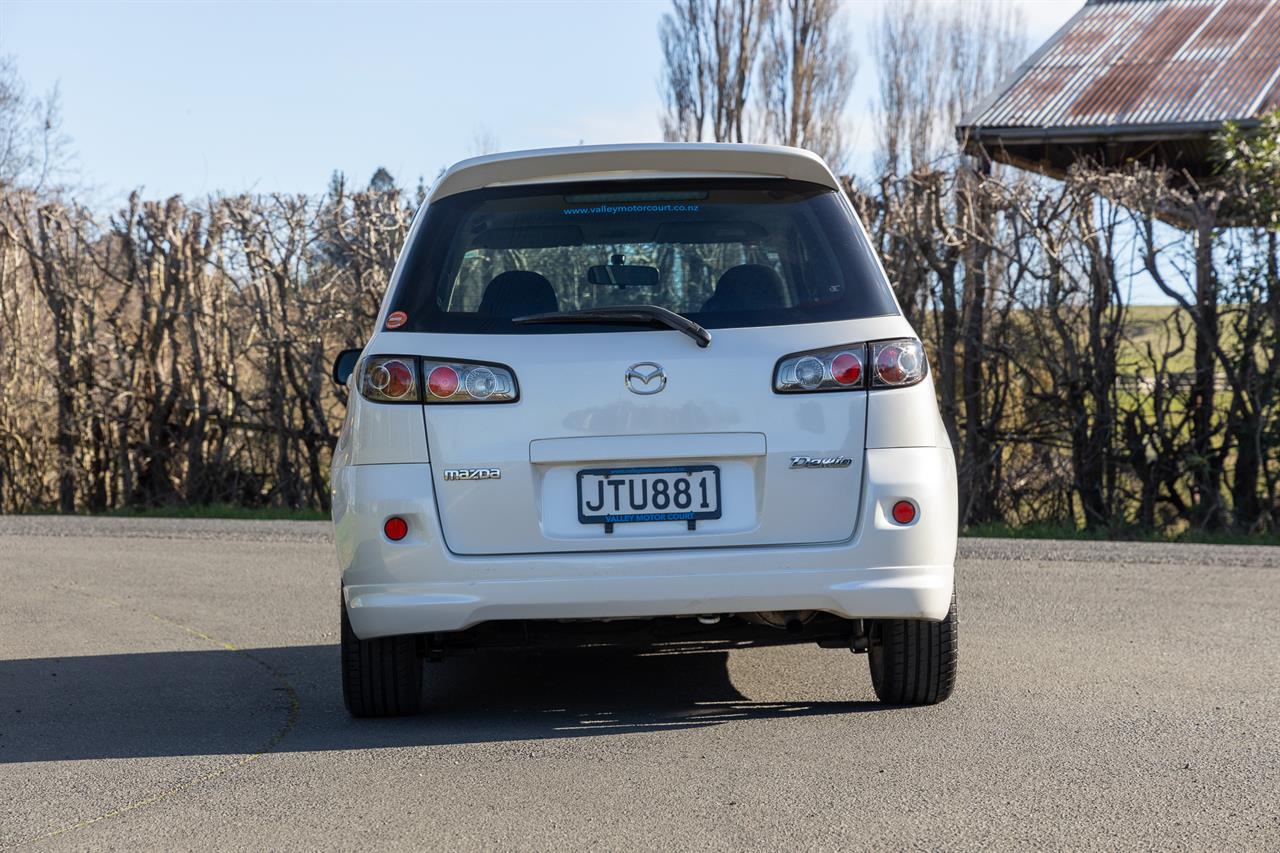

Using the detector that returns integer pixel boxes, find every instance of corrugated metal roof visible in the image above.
[960,0,1280,136]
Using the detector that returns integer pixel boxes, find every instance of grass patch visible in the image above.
[964,521,1114,541]
[100,503,328,522]
[1119,305,1196,375]
[965,520,1280,547]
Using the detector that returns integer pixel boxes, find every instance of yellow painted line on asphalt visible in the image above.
[6,587,302,850]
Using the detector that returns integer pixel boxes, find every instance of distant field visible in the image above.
[1121,305,1195,375]
[921,304,1216,377]
[102,504,329,522]
[964,304,1233,378]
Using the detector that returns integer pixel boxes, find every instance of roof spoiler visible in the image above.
[428,143,842,202]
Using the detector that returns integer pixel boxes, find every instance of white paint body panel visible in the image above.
[407,320,902,556]
[528,432,766,464]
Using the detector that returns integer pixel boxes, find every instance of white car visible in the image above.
[330,143,958,717]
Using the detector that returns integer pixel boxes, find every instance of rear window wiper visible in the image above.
[513,305,712,348]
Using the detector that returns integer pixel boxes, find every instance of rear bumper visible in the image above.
[343,564,953,639]
[333,445,958,639]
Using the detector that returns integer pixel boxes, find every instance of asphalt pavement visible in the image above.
[1,516,1277,850]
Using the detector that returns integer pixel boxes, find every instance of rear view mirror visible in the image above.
[332,349,361,386]
[587,264,660,288]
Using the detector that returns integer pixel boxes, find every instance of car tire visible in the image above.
[341,597,424,717]
[867,590,958,705]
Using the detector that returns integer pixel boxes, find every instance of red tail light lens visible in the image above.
[427,365,460,398]
[775,339,926,394]
[831,352,862,386]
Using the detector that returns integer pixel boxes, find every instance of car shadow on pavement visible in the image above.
[1,643,882,763]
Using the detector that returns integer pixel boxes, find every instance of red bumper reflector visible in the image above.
[384,516,408,541]
[891,500,916,524]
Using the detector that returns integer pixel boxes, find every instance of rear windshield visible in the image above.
[387,178,898,334]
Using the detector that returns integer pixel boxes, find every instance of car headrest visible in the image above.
[702,264,786,312]
[478,270,559,319]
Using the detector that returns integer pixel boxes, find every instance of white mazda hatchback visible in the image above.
[330,143,958,716]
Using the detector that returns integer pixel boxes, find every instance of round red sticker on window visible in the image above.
[385,311,407,329]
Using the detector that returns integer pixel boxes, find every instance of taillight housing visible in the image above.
[358,356,518,404]
[774,345,866,392]
[421,359,517,403]
[870,340,927,388]
[774,339,926,393]
[359,356,418,403]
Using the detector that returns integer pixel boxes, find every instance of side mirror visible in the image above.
[332,349,361,386]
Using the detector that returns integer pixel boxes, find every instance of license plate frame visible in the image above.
[576,464,722,531]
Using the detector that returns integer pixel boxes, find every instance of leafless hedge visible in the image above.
[0,178,414,512]
[2,162,1277,535]
[855,159,1280,535]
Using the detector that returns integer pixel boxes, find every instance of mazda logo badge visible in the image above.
[625,362,666,395]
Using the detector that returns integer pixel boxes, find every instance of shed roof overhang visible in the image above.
[956,120,1254,182]
[955,0,1280,228]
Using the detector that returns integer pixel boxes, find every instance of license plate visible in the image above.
[576,465,721,528]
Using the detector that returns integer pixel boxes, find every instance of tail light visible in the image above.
[360,357,418,403]
[421,359,517,403]
[774,339,926,393]
[358,356,518,404]
[871,340,927,387]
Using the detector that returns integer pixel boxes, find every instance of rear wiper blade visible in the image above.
[513,304,712,348]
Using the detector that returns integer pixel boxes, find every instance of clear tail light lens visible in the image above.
[871,339,927,387]
[360,356,418,403]
[774,339,926,394]
[358,356,518,404]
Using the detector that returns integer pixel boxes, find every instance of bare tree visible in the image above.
[873,1,1025,175]
[658,0,858,169]
[659,0,761,144]
[756,0,855,169]
[0,56,72,192]
[469,125,501,157]
[0,57,28,187]
[871,0,937,177]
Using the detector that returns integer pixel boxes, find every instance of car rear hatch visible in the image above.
[413,322,875,555]
[377,168,904,556]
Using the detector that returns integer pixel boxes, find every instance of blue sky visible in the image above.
[3,0,1080,201]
